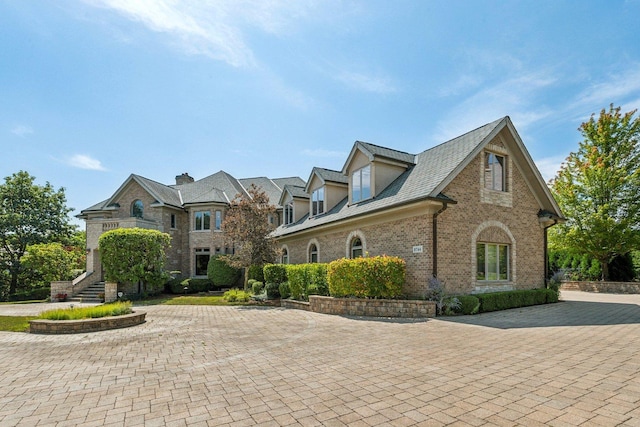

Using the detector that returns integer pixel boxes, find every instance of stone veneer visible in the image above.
[282,296,436,318]
[561,281,640,294]
[29,312,146,334]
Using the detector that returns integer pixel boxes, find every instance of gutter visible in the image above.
[432,202,449,278]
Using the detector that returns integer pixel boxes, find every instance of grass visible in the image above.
[164,295,251,305]
[0,316,36,332]
[0,299,47,305]
[37,301,133,320]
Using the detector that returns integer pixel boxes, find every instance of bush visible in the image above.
[8,287,51,302]
[283,263,330,300]
[286,265,308,300]
[455,295,480,315]
[477,288,557,313]
[169,278,212,294]
[328,256,405,299]
[279,282,291,299]
[265,282,280,299]
[223,288,251,302]
[247,265,264,283]
[251,281,264,295]
[207,256,241,288]
[37,301,132,320]
[264,264,287,284]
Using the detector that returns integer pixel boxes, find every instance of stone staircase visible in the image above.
[69,282,105,303]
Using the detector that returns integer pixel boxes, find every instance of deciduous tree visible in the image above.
[0,171,74,296]
[550,105,640,280]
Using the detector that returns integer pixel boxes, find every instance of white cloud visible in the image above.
[533,154,569,183]
[569,64,640,114]
[335,71,396,94]
[68,154,107,171]
[11,125,34,137]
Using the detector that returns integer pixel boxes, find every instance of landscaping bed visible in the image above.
[29,311,146,334]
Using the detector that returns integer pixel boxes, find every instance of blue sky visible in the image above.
[2,1,640,226]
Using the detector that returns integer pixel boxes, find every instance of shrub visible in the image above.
[328,256,405,299]
[8,287,51,302]
[456,295,480,315]
[169,278,211,294]
[286,265,308,300]
[264,264,287,284]
[207,256,241,288]
[477,288,557,313]
[251,281,264,295]
[279,282,291,299]
[265,282,280,299]
[37,301,132,320]
[247,265,265,283]
[223,288,251,302]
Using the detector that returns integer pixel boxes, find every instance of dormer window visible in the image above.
[284,202,294,225]
[485,153,505,191]
[312,187,325,216]
[131,200,144,218]
[352,165,371,203]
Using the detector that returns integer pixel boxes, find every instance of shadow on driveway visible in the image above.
[439,299,640,329]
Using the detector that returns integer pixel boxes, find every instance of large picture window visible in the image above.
[195,211,211,230]
[312,187,325,216]
[352,165,371,203]
[477,243,509,281]
[485,153,505,191]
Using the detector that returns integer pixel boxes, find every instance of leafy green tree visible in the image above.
[222,184,278,269]
[21,242,84,286]
[99,228,171,294]
[550,105,640,280]
[0,171,74,296]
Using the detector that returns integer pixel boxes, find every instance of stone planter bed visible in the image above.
[282,296,436,318]
[29,311,146,334]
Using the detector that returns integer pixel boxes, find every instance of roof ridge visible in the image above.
[356,140,414,156]
[421,116,506,155]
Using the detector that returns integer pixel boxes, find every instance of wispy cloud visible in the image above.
[11,125,34,137]
[534,154,568,183]
[301,148,346,158]
[68,154,107,171]
[335,71,396,94]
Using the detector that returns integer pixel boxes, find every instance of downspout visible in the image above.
[543,219,559,287]
[432,202,448,278]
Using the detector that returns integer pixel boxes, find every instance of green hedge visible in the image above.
[285,263,329,300]
[167,278,212,294]
[477,288,558,313]
[8,287,50,302]
[207,256,241,288]
[247,265,265,283]
[328,256,405,299]
[263,264,287,284]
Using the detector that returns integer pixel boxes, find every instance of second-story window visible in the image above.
[284,202,294,225]
[131,200,144,218]
[485,153,506,191]
[170,214,176,229]
[195,211,211,230]
[312,187,325,216]
[352,165,371,203]
[215,210,222,230]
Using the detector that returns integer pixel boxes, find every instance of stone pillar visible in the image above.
[50,281,72,301]
[105,282,118,303]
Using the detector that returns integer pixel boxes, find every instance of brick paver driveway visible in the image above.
[1,290,639,426]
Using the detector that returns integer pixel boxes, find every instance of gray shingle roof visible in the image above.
[273,117,507,237]
[311,167,349,185]
[356,141,416,164]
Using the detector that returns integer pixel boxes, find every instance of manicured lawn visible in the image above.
[0,316,35,332]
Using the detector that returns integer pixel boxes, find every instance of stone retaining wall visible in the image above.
[561,281,640,294]
[305,296,435,318]
[29,312,146,334]
[280,299,310,311]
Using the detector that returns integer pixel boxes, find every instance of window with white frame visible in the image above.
[215,210,222,230]
[281,248,289,264]
[284,202,294,225]
[351,237,364,258]
[194,211,211,230]
[352,165,371,203]
[309,243,318,263]
[484,153,506,191]
[312,187,325,216]
[476,243,509,281]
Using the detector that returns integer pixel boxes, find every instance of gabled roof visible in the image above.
[304,167,348,193]
[273,116,563,237]
[342,141,415,174]
[278,184,309,206]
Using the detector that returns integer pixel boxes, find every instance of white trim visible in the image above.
[346,230,366,258]
[471,221,516,290]
[307,239,320,263]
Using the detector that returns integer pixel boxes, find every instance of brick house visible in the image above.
[272,117,564,296]
[76,171,304,292]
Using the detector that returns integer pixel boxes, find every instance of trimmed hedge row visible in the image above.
[287,263,329,300]
[476,288,558,313]
[328,256,405,299]
[166,278,213,294]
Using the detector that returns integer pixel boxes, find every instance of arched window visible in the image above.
[309,244,318,263]
[131,200,144,218]
[351,237,363,258]
[281,247,289,264]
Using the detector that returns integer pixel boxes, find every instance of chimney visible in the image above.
[175,173,194,185]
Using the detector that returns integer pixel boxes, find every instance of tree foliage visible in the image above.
[0,171,74,295]
[222,185,278,268]
[550,105,640,280]
[21,242,85,286]
[99,228,171,294]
